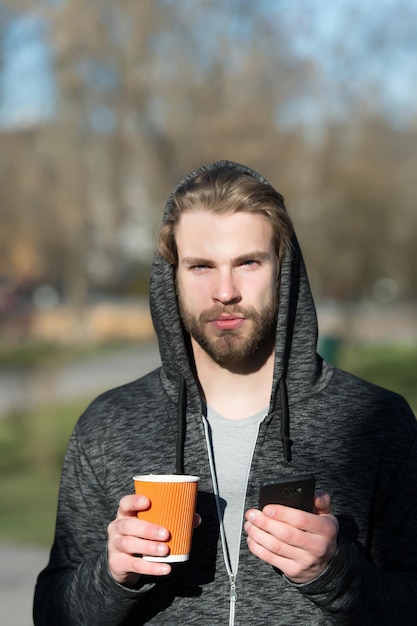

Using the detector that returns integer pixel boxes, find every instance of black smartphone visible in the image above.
[259,474,316,512]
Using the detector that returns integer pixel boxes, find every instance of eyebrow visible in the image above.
[181,257,211,267]
[234,251,272,264]
[181,251,273,266]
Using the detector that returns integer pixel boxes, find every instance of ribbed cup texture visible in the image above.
[134,479,198,556]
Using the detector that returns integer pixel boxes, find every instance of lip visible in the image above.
[211,315,245,331]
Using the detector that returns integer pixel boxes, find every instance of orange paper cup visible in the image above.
[133,474,199,562]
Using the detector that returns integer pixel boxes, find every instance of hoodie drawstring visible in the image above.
[279,377,292,463]
[176,376,186,474]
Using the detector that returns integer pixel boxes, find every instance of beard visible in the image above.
[178,295,278,368]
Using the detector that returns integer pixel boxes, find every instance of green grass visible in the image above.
[0,340,131,368]
[0,341,416,547]
[339,342,417,411]
[0,398,87,546]
[0,472,60,545]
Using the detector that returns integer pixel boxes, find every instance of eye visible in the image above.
[190,263,211,272]
[240,259,260,268]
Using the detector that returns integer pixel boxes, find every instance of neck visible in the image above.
[191,339,275,420]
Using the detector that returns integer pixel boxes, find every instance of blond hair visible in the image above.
[157,165,293,267]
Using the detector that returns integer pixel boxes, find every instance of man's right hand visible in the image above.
[107,494,172,586]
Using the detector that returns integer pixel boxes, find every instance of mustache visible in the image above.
[199,305,256,324]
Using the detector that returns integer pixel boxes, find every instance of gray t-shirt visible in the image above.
[206,406,267,571]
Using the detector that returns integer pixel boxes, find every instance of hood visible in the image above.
[149,160,333,466]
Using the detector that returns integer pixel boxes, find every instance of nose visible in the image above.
[212,268,241,305]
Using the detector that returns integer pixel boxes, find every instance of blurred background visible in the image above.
[0,0,416,621]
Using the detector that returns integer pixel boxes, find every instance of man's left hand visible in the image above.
[244,492,339,584]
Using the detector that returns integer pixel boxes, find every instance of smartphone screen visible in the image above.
[259,474,315,512]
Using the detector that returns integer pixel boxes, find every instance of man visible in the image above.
[34,161,417,625]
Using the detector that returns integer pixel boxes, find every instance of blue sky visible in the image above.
[0,13,56,129]
[1,0,416,130]
[278,0,417,126]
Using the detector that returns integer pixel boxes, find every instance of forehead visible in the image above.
[175,210,274,258]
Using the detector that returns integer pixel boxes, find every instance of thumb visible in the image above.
[313,490,332,515]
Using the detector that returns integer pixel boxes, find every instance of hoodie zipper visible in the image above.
[202,414,262,626]
[202,415,237,625]
[229,572,237,625]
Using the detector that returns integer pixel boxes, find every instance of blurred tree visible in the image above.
[0,0,416,316]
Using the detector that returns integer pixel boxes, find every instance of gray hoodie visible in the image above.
[34,161,417,625]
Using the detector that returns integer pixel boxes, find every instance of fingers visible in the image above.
[108,534,171,583]
[116,494,150,518]
[108,525,172,583]
[193,512,202,529]
[245,508,321,558]
[108,494,172,585]
[244,500,339,583]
